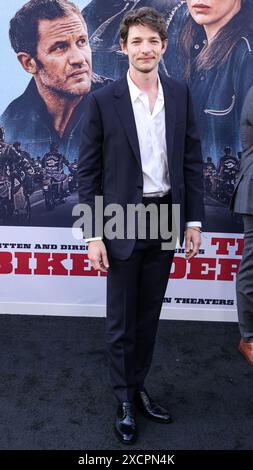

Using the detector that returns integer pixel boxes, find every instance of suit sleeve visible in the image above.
[233,45,253,119]
[242,86,253,127]
[240,85,253,153]
[183,85,205,223]
[78,92,104,238]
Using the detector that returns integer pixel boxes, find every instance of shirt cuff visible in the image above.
[186,221,202,228]
[85,237,103,243]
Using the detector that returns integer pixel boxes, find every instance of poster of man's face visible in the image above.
[0,0,92,228]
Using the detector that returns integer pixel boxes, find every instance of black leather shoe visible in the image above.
[114,402,137,445]
[135,389,173,423]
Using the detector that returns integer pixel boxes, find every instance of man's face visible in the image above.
[121,24,167,74]
[186,0,241,26]
[35,13,92,98]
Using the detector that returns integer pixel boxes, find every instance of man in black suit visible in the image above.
[78,7,204,445]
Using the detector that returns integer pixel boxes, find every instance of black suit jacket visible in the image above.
[78,74,204,259]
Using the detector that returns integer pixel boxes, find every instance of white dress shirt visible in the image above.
[127,71,170,196]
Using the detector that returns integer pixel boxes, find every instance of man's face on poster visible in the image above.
[33,13,92,98]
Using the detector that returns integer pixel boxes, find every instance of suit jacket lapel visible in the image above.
[160,74,176,169]
[113,77,142,169]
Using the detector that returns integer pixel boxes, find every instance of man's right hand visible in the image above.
[88,240,109,273]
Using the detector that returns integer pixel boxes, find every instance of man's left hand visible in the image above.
[185,228,201,259]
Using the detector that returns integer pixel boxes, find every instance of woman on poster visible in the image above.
[170,0,253,166]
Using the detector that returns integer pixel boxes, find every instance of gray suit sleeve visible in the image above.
[240,86,253,151]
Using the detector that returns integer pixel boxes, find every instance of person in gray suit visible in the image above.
[232,85,253,365]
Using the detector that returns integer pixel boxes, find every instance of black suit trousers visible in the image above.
[105,195,174,402]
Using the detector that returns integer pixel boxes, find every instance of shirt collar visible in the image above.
[127,70,163,104]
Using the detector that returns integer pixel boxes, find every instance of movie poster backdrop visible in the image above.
[1,0,252,319]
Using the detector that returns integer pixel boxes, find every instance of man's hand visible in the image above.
[185,228,201,260]
[88,240,109,272]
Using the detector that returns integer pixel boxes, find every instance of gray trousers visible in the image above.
[236,215,253,340]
